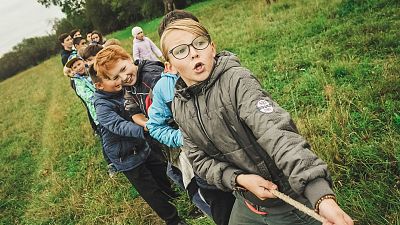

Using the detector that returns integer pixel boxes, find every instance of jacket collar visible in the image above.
[95,89,124,99]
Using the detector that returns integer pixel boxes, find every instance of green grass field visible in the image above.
[1,0,399,224]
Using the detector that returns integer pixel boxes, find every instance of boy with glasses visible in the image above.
[160,18,354,225]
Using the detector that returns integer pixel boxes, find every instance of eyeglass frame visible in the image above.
[168,35,211,60]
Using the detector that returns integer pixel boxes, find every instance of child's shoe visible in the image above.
[107,163,118,178]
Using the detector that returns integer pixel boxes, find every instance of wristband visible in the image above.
[314,194,337,214]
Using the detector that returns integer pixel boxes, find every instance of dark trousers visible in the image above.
[123,151,181,225]
[200,188,235,225]
[228,192,321,225]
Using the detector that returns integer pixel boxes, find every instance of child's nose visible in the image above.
[189,45,199,59]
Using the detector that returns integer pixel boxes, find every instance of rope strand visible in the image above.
[269,189,326,223]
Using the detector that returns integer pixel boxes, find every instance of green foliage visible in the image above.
[0,35,59,81]
[1,0,399,224]
[39,0,199,35]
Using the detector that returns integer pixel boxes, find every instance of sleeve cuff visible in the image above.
[222,168,244,190]
[304,178,335,208]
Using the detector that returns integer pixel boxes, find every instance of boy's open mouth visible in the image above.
[194,62,204,73]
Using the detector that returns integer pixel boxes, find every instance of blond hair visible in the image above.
[94,45,131,79]
[160,19,210,61]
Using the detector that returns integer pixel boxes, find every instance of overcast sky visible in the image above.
[0,0,64,56]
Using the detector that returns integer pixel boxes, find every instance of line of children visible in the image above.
[59,10,354,224]
[59,29,119,178]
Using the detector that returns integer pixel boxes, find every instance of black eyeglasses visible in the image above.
[169,35,210,60]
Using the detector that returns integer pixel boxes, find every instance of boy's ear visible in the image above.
[164,62,178,74]
[95,82,103,90]
[211,42,217,58]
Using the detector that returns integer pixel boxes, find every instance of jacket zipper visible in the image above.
[194,95,216,147]
[131,86,148,117]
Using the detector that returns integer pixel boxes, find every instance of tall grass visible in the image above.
[1,0,399,224]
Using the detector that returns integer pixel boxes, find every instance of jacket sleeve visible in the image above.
[74,79,97,123]
[147,78,183,147]
[133,42,140,61]
[232,69,334,207]
[147,37,163,58]
[96,99,144,138]
[181,129,244,191]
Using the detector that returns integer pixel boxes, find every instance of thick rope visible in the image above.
[270,189,325,223]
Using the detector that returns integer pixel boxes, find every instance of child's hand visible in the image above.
[63,66,73,77]
[319,200,354,225]
[236,174,277,200]
[132,114,148,128]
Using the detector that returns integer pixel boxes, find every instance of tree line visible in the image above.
[0,0,202,81]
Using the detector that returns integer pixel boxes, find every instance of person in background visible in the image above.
[79,44,103,67]
[73,37,87,53]
[91,30,105,45]
[132,26,163,62]
[58,33,75,66]
[86,31,92,43]
[65,55,97,129]
[70,29,82,38]
[160,18,354,225]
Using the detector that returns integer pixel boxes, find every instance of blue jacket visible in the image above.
[94,89,150,172]
[147,72,182,148]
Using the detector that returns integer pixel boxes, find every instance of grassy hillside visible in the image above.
[1,0,399,224]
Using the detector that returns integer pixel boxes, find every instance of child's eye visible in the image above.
[174,47,187,56]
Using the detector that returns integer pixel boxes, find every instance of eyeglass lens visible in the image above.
[171,36,210,59]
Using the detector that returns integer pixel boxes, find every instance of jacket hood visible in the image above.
[175,51,241,101]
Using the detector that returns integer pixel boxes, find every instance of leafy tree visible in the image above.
[37,0,86,17]
[0,35,59,81]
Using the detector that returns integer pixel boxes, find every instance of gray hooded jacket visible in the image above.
[173,51,334,212]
